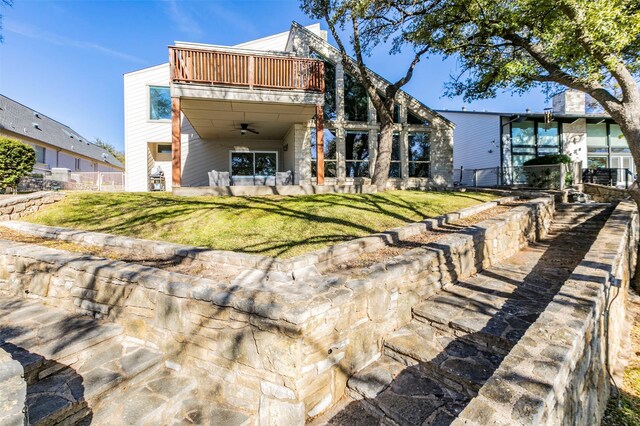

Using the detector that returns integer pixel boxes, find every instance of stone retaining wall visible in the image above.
[2,196,517,281]
[0,192,64,221]
[583,183,629,203]
[0,197,554,422]
[0,346,26,426]
[454,200,639,425]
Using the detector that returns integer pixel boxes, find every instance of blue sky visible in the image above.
[0,0,550,151]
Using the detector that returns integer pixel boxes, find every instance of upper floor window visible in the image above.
[310,51,337,120]
[537,122,560,155]
[149,86,171,121]
[407,110,430,126]
[375,101,401,124]
[35,145,46,163]
[510,120,560,165]
[344,74,368,122]
[609,124,629,153]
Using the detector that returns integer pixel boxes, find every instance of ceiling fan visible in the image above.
[233,123,259,135]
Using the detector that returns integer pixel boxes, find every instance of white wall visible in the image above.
[124,63,172,192]
[439,111,502,170]
[181,120,285,187]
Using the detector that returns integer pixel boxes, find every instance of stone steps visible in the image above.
[0,296,254,425]
[336,202,613,425]
[345,356,468,425]
[87,368,252,425]
[383,323,503,396]
[0,298,165,425]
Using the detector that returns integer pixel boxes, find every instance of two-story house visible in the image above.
[124,23,453,193]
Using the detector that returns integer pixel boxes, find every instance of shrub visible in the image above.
[0,138,36,193]
[523,154,572,166]
[521,154,572,189]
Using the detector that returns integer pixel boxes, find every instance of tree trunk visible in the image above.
[614,99,640,210]
[372,119,394,191]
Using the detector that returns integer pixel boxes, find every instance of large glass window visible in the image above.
[407,110,430,126]
[408,132,430,177]
[231,152,277,176]
[511,121,536,167]
[587,123,608,153]
[35,145,46,163]
[310,51,337,120]
[344,74,369,122]
[586,122,632,170]
[149,86,171,121]
[345,132,369,177]
[311,129,337,177]
[376,95,400,123]
[610,124,630,153]
[537,122,560,155]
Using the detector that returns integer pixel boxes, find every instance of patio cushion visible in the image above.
[276,171,293,185]
[208,171,230,186]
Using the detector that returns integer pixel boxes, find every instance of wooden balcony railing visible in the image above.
[169,46,324,92]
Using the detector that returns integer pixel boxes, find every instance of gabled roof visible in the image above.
[287,22,453,128]
[0,95,124,169]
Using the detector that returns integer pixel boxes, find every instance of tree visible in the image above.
[365,0,640,201]
[301,0,429,191]
[94,138,125,165]
[0,138,36,193]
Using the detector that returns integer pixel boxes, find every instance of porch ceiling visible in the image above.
[181,99,316,140]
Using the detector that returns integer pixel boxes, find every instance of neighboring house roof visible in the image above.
[0,94,124,169]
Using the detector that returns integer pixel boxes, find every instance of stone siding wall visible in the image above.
[454,200,639,425]
[583,183,629,203]
[0,346,27,426]
[0,192,64,221]
[0,197,554,422]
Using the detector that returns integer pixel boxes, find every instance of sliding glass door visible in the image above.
[230,151,278,185]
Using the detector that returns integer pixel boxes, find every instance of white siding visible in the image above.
[439,112,501,169]
[124,64,172,191]
[181,119,285,187]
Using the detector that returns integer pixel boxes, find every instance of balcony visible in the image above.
[169,46,324,97]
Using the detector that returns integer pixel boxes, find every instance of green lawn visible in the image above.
[24,190,497,257]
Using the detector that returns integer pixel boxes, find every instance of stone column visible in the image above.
[316,105,325,185]
[430,120,454,187]
[335,63,346,182]
[369,129,378,178]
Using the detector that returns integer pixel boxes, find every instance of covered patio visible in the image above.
[169,45,328,192]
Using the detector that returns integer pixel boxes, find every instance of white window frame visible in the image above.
[229,151,279,177]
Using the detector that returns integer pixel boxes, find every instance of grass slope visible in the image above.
[25,190,497,257]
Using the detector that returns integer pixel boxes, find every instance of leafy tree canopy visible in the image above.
[373,0,640,105]
[94,138,125,165]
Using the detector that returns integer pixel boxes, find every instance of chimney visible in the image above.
[552,89,585,114]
